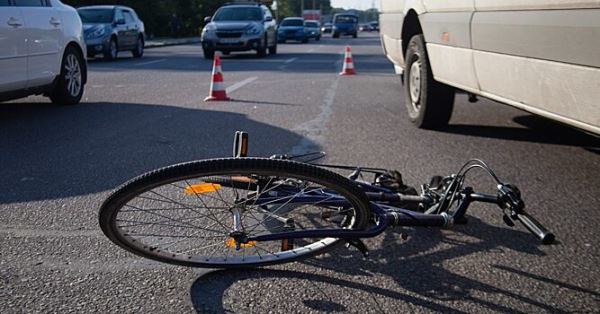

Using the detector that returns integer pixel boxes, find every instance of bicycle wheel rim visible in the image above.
[99,158,370,268]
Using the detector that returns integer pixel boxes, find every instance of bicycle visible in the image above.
[99,132,555,268]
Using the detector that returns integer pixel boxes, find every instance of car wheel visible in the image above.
[222,51,230,56]
[104,37,118,61]
[301,36,308,43]
[268,41,277,55]
[132,36,144,58]
[278,39,285,44]
[203,48,214,59]
[333,32,339,38]
[49,46,84,105]
[353,32,357,38]
[404,34,455,129]
[316,35,321,41]
[256,36,267,57]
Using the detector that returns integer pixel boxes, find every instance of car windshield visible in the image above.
[78,9,114,24]
[213,7,262,21]
[335,15,357,23]
[282,19,303,27]
[305,22,319,28]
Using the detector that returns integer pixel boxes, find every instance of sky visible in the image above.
[330,0,380,10]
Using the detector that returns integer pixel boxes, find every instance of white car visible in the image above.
[0,0,87,105]
[380,1,600,135]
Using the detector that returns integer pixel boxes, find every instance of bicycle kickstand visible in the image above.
[345,239,369,258]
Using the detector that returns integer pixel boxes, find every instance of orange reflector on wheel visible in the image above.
[184,183,221,194]
[225,238,257,248]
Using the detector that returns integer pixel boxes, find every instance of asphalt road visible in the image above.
[1,33,599,313]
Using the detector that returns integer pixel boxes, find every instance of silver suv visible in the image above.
[201,2,277,59]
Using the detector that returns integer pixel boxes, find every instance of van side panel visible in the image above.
[472,9,600,68]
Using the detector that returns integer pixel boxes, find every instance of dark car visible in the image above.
[304,20,321,41]
[277,17,308,43]
[201,2,277,59]
[333,13,358,38]
[369,21,379,31]
[78,6,145,60]
[321,22,333,34]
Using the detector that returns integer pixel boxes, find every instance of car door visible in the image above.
[122,9,137,49]
[262,7,276,46]
[471,0,600,133]
[0,0,28,93]
[14,0,62,88]
[113,8,129,49]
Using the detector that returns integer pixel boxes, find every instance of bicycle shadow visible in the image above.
[188,216,590,313]
[0,101,315,204]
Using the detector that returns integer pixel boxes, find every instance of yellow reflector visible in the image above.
[225,238,257,248]
[184,183,221,194]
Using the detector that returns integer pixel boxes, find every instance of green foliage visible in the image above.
[62,0,376,36]
[62,0,229,37]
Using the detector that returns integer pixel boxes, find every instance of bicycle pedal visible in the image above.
[345,239,369,258]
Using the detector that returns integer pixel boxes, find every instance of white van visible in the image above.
[379,1,600,135]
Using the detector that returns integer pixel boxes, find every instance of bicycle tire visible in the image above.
[99,158,371,268]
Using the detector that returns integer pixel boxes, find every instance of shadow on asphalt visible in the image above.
[0,101,316,204]
[443,115,600,152]
[188,216,587,313]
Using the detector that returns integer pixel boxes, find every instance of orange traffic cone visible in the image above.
[340,45,356,76]
[204,54,230,101]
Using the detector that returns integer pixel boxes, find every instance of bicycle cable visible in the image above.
[436,159,505,214]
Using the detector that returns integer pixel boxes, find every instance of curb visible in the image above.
[145,38,201,49]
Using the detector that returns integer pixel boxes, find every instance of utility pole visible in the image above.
[313,0,316,10]
[301,0,304,16]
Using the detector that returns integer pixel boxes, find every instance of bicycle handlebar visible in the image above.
[514,211,555,244]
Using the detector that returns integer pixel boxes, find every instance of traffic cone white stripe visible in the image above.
[340,45,356,75]
[204,54,230,101]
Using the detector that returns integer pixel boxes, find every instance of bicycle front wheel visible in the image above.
[99,158,371,268]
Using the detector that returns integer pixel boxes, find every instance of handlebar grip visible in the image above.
[516,212,555,244]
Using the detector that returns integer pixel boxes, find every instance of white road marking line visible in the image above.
[226,76,258,94]
[135,58,166,66]
[291,77,340,155]
[307,49,315,53]
[284,57,297,64]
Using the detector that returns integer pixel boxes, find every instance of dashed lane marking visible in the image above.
[226,76,258,94]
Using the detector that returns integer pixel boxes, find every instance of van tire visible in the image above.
[404,34,454,129]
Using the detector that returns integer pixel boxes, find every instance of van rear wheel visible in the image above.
[404,34,454,129]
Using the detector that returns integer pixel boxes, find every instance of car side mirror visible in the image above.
[265,16,273,22]
[204,16,212,24]
[114,18,125,25]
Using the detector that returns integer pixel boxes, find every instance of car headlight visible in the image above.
[89,26,106,38]
[204,24,216,32]
[245,24,261,35]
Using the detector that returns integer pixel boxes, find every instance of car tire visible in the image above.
[257,36,267,58]
[301,36,308,43]
[278,39,285,44]
[104,37,118,61]
[403,34,455,129]
[132,36,144,58]
[203,48,214,59]
[268,41,277,55]
[333,32,339,38]
[49,46,84,106]
[353,32,357,38]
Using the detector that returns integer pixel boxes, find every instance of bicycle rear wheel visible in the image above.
[99,158,371,268]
